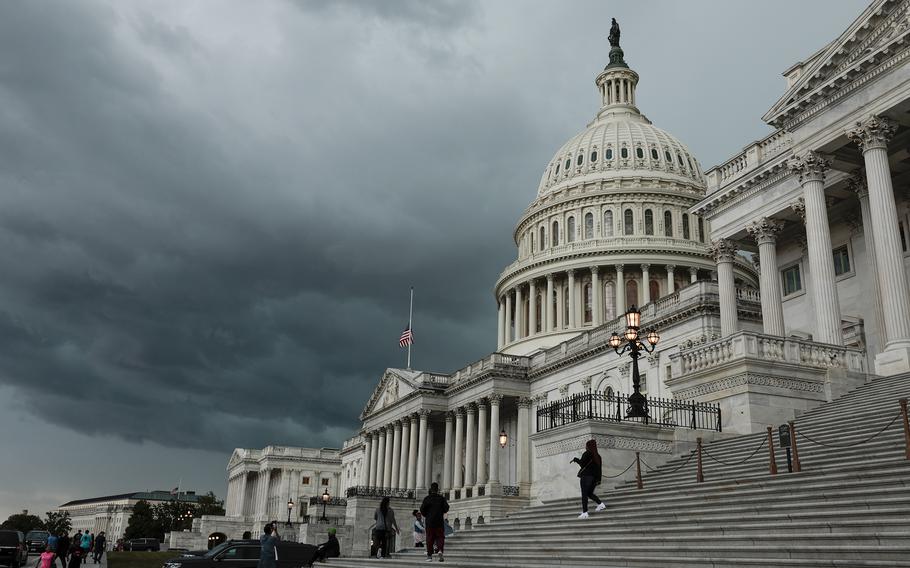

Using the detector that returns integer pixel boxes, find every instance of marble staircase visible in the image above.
[324,372,910,567]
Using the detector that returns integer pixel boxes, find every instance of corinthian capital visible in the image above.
[790,197,806,224]
[788,151,830,184]
[846,115,897,152]
[710,239,738,263]
[746,217,785,245]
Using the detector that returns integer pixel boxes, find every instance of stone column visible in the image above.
[567,269,577,328]
[487,394,502,493]
[407,414,419,489]
[789,151,842,345]
[592,266,602,326]
[391,421,402,489]
[616,265,626,314]
[689,267,698,284]
[465,404,477,488]
[517,397,532,492]
[279,469,290,512]
[476,400,488,488]
[528,280,537,336]
[255,468,270,521]
[442,412,454,491]
[361,433,373,486]
[712,240,739,337]
[556,277,565,329]
[848,174,887,347]
[453,407,465,490]
[546,275,554,332]
[385,426,396,488]
[641,264,651,304]
[424,425,434,489]
[375,427,387,488]
[747,218,786,336]
[237,472,248,517]
[497,299,504,349]
[369,431,379,486]
[515,285,524,340]
[666,265,676,295]
[398,418,410,489]
[504,291,513,344]
[848,116,910,373]
[415,410,430,491]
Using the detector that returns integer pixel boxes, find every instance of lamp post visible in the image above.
[320,489,330,522]
[286,499,294,527]
[609,305,660,419]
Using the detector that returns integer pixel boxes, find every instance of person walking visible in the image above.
[419,482,449,563]
[79,532,91,558]
[92,533,105,564]
[411,510,425,550]
[55,532,70,568]
[571,439,605,519]
[372,497,399,559]
[37,546,56,568]
[257,524,279,568]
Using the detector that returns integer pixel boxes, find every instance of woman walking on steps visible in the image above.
[373,496,400,559]
[572,439,605,519]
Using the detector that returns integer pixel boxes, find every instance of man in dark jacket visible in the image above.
[419,482,449,562]
[312,528,339,563]
[92,533,106,564]
[55,533,70,568]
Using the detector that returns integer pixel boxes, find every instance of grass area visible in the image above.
[107,551,175,568]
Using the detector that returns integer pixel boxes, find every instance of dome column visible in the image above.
[528,280,538,337]
[615,265,626,314]
[556,277,565,329]
[567,269,577,328]
[515,285,524,340]
[504,290,513,344]
[666,265,676,294]
[712,240,739,337]
[641,264,651,304]
[545,275,555,332]
[592,266,602,326]
[689,267,698,284]
[497,299,505,349]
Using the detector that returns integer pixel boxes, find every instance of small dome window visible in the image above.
[555,163,560,175]
[677,153,685,166]
[590,150,598,162]
[565,158,571,171]
[605,149,613,160]
[621,147,629,159]
[577,155,583,166]
[665,150,672,162]
[636,147,644,159]
[651,148,659,160]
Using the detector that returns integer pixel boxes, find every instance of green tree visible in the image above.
[0,513,44,533]
[123,501,159,540]
[151,501,196,537]
[195,493,225,517]
[43,511,71,535]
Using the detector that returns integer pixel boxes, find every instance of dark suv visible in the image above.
[125,538,160,552]
[24,532,48,555]
[163,540,260,568]
[0,531,27,568]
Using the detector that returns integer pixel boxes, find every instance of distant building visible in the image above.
[57,491,200,544]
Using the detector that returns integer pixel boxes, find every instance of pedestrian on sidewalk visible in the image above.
[257,523,279,568]
[411,510,425,550]
[571,439,605,519]
[79,532,91,558]
[92,533,105,564]
[55,533,70,568]
[37,546,55,568]
[419,482,449,563]
[373,497,399,559]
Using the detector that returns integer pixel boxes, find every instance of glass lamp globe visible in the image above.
[625,305,641,329]
[609,333,622,348]
[499,430,508,448]
[322,489,330,503]
[646,329,660,346]
[624,327,638,342]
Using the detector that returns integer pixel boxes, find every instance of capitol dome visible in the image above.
[493,29,757,356]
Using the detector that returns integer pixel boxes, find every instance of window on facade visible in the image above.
[577,155,583,166]
[321,478,329,486]
[584,212,594,239]
[583,283,592,324]
[567,216,576,243]
[535,293,542,332]
[603,211,614,236]
[555,163,560,176]
[302,477,311,485]
[621,147,629,159]
[664,211,673,237]
[552,221,559,247]
[624,209,634,235]
[539,227,546,249]
[636,147,644,159]
[530,231,535,253]
[665,150,672,162]
[649,280,660,302]
[833,246,851,276]
[639,372,648,394]
[651,148,659,160]
[604,282,616,321]
[626,279,638,309]
[565,158,571,170]
[677,153,685,166]
[698,217,705,243]
[782,265,802,296]
[682,213,690,239]
[590,150,598,162]
[644,209,654,235]
[605,148,613,160]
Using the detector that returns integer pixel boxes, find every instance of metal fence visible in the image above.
[345,486,415,499]
[536,391,721,432]
[308,496,347,507]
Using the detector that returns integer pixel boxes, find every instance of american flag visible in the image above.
[399,326,414,348]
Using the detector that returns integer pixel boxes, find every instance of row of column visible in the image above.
[497,263,700,347]
[713,115,910,356]
[362,410,430,490]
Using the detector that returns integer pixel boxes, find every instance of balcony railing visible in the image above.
[308,496,347,507]
[537,391,722,432]
[345,486,415,499]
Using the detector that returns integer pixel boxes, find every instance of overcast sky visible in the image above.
[0,0,869,521]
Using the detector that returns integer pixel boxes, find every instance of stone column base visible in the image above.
[875,344,910,376]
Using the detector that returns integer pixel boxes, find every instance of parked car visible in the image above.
[125,538,160,552]
[0,530,28,568]
[163,540,260,568]
[23,531,48,554]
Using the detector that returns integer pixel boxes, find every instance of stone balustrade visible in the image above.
[705,129,792,192]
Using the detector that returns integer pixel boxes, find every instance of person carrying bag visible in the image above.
[571,439,605,519]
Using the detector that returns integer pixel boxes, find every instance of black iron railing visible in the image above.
[536,392,721,432]
[345,486,415,499]
[502,485,520,497]
[300,515,346,525]
[308,496,347,507]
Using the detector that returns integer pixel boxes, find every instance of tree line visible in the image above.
[0,511,72,535]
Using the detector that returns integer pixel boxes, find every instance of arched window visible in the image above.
[698,217,705,243]
[604,281,616,321]
[583,282,592,324]
[682,214,691,239]
[567,216,576,243]
[677,153,685,167]
[590,150,598,162]
[530,231,535,253]
[621,147,629,159]
[540,227,546,249]
[636,147,644,159]
[664,211,673,237]
[605,148,613,160]
[584,212,594,239]
[649,280,660,302]
[624,209,634,235]
[651,148,659,160]
[665,150,672,162]
[626,280,639,309]
[603,211,614,237]
[644,209,654,235]
[564,158,571,171]
[535,292,543,333]
[555,163,560,176]
[552,221,560,247]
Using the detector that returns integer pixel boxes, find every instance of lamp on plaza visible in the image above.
[286,499,294,527]
[499,429,508,448]
[609,305,659,419]
[320,489,330,522]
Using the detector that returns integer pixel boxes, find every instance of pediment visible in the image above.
[764,0,910,126]
[360,369,418,420]
[227,449,244,469]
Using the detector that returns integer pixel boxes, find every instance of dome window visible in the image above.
[636,147,644,159]
[567,216,576,243]
[644,209,654,235]
[621,147,629,159]
[565,158,571,171]
[623,209,634,235]
[651,148,659,160]
[683,214,691,240]
[577,155,583,166]
[603,210,614,237]
[665,150,672,162]
[552,221,560,247]
[584,212,594,239]
[540,227,546,249]
[698,217,705,243]
[664,211,673,237]
[555,163,560,176]
[590,150,598,163]
[605,149,613,160]
[677,153,685,166]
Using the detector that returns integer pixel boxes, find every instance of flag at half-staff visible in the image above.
[399,326,414,348]
[399,287,414,369]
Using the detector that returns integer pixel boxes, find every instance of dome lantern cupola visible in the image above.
[595,18,640,117]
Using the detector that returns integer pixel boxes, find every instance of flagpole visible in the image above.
[407,287,414,370]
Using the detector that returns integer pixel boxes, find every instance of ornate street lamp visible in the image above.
[320,489,330,522]
[609,305,660,419]
[286,499,294,527]
[499,429,508,448]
